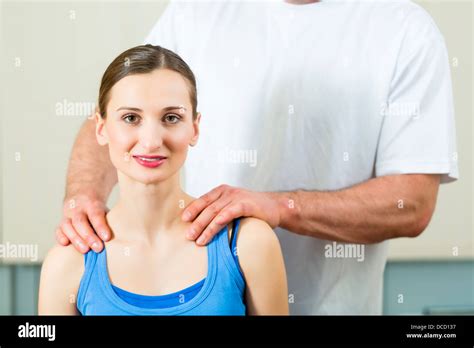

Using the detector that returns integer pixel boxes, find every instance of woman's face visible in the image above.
[95,68,200,185]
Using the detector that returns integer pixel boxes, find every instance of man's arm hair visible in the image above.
[56,113,117,252]
[65,114,117,202]
[274,174,441,244]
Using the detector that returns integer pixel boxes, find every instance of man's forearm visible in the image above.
[272,174,440,244]
[65,117,117,202]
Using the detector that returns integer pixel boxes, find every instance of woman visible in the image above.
[38,45,288,315]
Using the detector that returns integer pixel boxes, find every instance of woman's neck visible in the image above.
[107,170,194,243]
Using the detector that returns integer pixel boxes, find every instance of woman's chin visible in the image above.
[134,175,168,185]
[120,171,171,185]
[115,161,181,186]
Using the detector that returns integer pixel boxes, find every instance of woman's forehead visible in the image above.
[108,70,192,111]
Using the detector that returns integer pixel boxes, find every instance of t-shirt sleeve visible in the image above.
[375,7,458,184]
[142,1,178,51]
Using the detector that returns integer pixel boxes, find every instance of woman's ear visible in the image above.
[189,112,201,147]
[95,110,109,146]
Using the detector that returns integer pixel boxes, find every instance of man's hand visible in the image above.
[56,116,117,253]
[56,190,112,253]
[182,185,282,245]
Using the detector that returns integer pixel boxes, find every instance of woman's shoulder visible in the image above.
[41,244,85,284]
[233,217,288,315]
[38,244,86,314]
[236,217,279,247]
[235,217,282,265]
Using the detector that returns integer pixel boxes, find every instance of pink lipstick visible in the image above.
[132,155,167,168]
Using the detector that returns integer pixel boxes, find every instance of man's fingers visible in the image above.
[196,204,242,245]
[182,185,227,222]
[88,210,112,242]
[61,220,90,254]
[185,199,230,241]
[55,228,70,246]
[71,214,104,252]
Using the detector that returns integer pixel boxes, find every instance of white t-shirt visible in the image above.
[144,0,458,314]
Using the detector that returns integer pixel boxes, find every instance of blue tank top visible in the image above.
[77,219,246,315]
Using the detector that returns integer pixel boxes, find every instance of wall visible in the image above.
[0,0,472,316]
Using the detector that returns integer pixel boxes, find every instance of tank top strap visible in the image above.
[77,249,101,311]
[214,218,245,293]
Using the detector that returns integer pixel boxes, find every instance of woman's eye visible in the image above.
[164,114,181,124]
[123,114,139,124]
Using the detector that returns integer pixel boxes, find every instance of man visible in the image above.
[56,0,458,314]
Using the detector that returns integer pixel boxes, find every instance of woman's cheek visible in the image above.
[107,128,136,168]
[160,129,189,171]
[169,128,192,154]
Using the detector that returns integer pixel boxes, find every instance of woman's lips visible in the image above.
[132,155,167,168]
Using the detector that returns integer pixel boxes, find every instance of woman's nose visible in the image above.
[138,122,164,151]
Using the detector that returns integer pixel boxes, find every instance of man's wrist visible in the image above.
[64,183,107,205]
[266,191,301,229]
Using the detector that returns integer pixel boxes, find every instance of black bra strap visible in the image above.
[228,219,235,248]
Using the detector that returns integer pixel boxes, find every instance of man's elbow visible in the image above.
[406,205,436,238]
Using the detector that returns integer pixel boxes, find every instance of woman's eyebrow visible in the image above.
[116,106,142,112]
[115,106,186,112]
[163,106,186,112]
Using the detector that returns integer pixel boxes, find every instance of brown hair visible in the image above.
[98,44,197,119]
